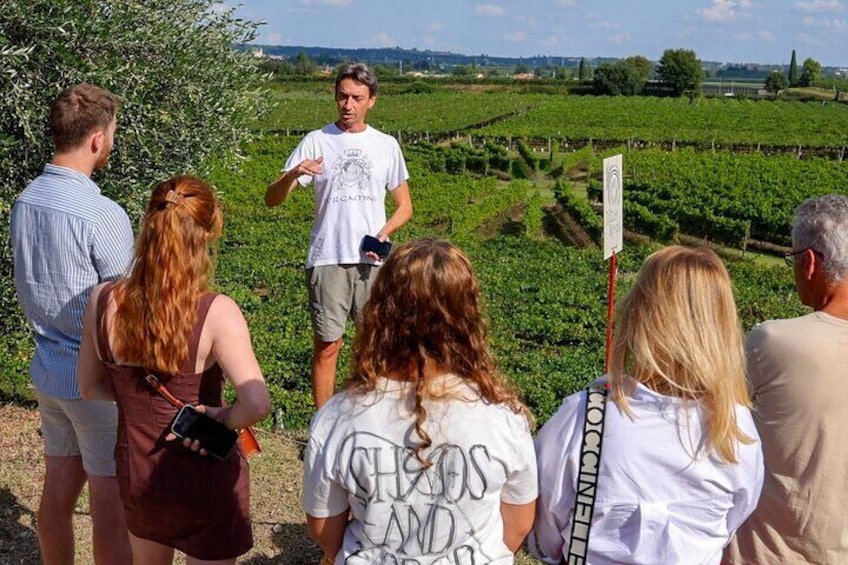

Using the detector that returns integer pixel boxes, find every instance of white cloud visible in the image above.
[796,0,844,12]
[595,20,621,30]
[515,14,537,25]
[757,29,776,42]
[475,4,506,16]
[541,35,560,47]
[429,22,446,32]
[676,26,697,38]
[826,16,848,29]
[797,31,825,45]
[609,32,632,45]
[373,32,395,47]
[803,14,848,28]
[504,30,527,42]
[698,0,752,23]
[268,32,284,43]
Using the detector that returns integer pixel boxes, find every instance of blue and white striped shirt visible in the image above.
[11,164,135,399]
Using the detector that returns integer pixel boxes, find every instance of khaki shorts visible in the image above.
[306,263,379,342]
[36,389,118,477]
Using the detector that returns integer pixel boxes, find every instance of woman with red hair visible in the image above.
[78,175,272,564]
[303,237,537,565]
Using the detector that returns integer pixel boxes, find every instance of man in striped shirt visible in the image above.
[10,84,134,564]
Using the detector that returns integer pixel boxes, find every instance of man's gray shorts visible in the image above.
[36,389,118,476]
[306,263,379,342]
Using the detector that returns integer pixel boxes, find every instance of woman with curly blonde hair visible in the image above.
[303,237,538,565]
[78,175,271,564]
[531,246,764,564]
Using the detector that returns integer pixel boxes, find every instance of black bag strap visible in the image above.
[562,383,608,565]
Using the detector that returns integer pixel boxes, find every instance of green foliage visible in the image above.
[0,0,267,397]
[657,48,703,96]
[517,139,541,172]
[789,49,799,87]
[372,64,401,79]
[620,148,848,247]
[452,65,473,77]
[472,95,848,148]
[765,71,789,95]
[556,182,603,241]
[484,140,511,171]
[261,88,545,134]
[624,200,679,241]
[262,84,848,149]
[123,131,815,430]
[593,59,649,96]
[511,158,532,179]
[409,142,448,173]
[406,142,494,176]
[626,56,653,83]
[578,58,590,81]
[259,58,295,77]
[294,52,317,75]
[523,193,545,239]
[0,71,832,432]
[800,58,822,87]
[403,81,438,94]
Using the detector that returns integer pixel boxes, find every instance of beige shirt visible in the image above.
[725,312,848,564]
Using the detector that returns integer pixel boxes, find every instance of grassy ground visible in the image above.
[0,404,541,564]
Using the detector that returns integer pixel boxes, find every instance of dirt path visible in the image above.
[0,404,320,564]
[0,404,540,564]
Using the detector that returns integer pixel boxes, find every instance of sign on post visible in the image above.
[602,154,623,373]
[603,154,623,260]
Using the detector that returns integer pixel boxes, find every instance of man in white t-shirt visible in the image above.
[264,63,413,409]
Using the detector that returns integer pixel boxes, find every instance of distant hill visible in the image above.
[244,44,610,71]
[244,44,844,80]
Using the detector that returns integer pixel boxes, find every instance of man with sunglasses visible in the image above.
[726,195,848,564]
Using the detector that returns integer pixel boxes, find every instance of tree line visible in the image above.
[764,49,823,96]
[267,48,842,101]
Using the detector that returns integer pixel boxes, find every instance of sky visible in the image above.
[225,0,848,67]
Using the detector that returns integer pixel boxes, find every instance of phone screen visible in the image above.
[170,405,238,460]
[362,235,392,259]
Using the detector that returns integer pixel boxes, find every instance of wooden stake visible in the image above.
[604,251,618,373]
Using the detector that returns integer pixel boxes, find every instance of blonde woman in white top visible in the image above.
[531,246,764,564]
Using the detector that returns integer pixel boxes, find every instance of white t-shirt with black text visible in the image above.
[284,123,409,269]
[530,377,763,565]
[303,375,538,564]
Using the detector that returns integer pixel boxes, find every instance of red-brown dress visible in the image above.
[96,284,252,560]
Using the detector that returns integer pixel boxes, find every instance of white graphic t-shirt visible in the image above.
[283,123,409,269]
[304,375,538,564]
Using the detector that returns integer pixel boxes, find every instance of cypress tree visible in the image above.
[789,49,799,87]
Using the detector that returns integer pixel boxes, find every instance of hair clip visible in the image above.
[165,190,183,205]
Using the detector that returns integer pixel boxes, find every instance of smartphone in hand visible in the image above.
[170,405,238,460]
[362,234,392,260]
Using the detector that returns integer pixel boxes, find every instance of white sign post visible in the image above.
[602,154,623,372]
[603,154,623,260]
